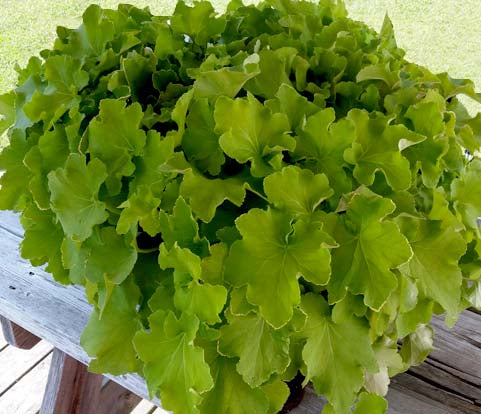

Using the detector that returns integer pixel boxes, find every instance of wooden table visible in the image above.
[0,211,480,413]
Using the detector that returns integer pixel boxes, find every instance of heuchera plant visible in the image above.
[1,0,481,412]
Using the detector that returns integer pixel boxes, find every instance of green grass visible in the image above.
[0,0,480,114]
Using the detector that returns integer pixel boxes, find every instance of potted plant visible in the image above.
[0,1,480,413]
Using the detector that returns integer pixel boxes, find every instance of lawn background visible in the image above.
[1,0,480,115]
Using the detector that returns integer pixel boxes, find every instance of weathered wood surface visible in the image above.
[0,315,40,349]
[40,348,104,414]
[0,340,52,394]
[0,210,481,413]
[0,352,52,414]
[131,399,159,414]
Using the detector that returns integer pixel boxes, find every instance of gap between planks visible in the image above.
[0,340,52,397]
[0,353,53,414]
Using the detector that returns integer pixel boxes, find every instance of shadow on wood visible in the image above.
[98,380,142,414]
[0,316,40,349]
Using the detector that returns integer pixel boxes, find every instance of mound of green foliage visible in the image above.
[1,0,481,412]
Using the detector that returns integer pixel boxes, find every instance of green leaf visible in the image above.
[61,225,137,287]
[81,279,142,375]
[131,131,178,195]
[48,154,108,242]
[0,129,33,210]
[117,187,161,236]
[452,159,481,236]
[405,101,445,137]
[154,27,183,60]
[61,237,89,285]
[344,109,425,191]
[159,244,227,324]
[183,98,225,175]
[22,55,88,129]
[328,190,412,310]
[403,135,448,188]
[353,392,388,414]
[400,324,433,367]
[122,51,156,102]
[218,310,290,386]
[215,93,294,177]
[467,279,481,309]
[201,243,228,285]
[84,226,138,285]
[20,205,68,283]
[192,56,260,100]
[402,100,449,187]
[363,339,404,396]
[300,293,377,412]
[261,379,290,414]
[174,280,227,325]
[180,170,247,223]
[265,83,320,131]
[229,286,257,316]
[171,89,194,147]
[81,4,115,56]
[158,197,209,255]
[263,165,333,218]
[243,48,297,99]
[24,126,70,209]
[134,310,213,412]
[396,299,433,338]
[0,91,16,135]
[171,1,225,45]
[44,55,89,91]
[87,99,146,195]
[379,13,399,53]
[224,208,332,328]
[23,90,80,129]
[199,355,271,414]
[295,108,355,198]
[398,216,466,319]
[356,64,398,88]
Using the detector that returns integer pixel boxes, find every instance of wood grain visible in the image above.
[0,210,481,413]
[0,353,52,414]
[0,340,52,395]
[389,370,481,414]
[40,349,103,414]
[0,316,41,349]
[97,380,142,414]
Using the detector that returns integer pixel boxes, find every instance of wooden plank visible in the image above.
[0,353,52,414]
[0,327,7,349]
[97,380,142,414]
[414,357,481,403]
[0,210,23,236]
[0,316,41,349]
[0,213,160,406]
[430,313,481,386]
[389,371,481,414]
[130,400,157,414]
[40,349,103,414]
[388,382,458,414]
[151,408,172,414]
[0,340,52,395]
